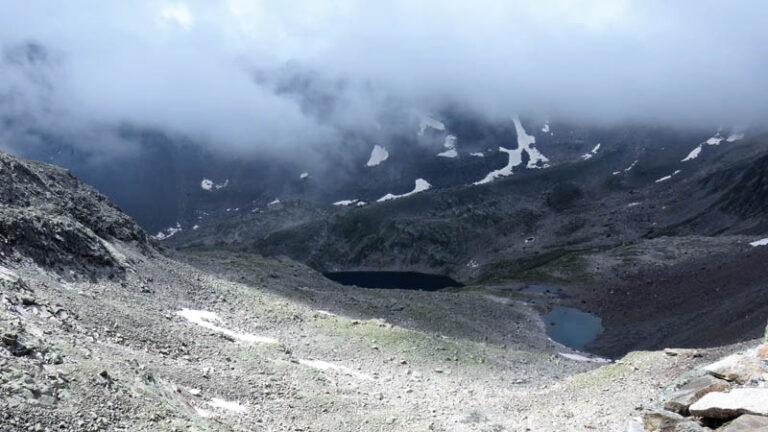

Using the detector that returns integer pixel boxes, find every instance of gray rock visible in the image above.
[704,354,766,385]
[664,375,731,415]
[719,414,768,432]
[690,389,768,420]
[643,409,707,431]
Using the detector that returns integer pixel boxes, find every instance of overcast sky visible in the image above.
[1,0,766,154]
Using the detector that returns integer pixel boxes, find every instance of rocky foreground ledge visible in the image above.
[632,333,768,431]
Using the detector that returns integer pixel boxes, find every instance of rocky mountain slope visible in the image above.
[2,146,768,432]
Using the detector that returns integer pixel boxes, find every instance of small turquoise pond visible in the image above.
[542,306,604,351]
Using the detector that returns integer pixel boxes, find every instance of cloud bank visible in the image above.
[1,0,766,156]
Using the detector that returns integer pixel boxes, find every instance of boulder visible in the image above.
[757,345,768,360]
[690,389,768,420]
[718,414,768,432]
[703,354,766,384]
[664,375,731,415]
[643,409,707,431]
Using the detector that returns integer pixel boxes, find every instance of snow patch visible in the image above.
[437,149,458,158]
[474,116,549,185]
[626,202,641,208]
[613,160,638,175]
[208,398,248,414]
[682,145,702,162]
[377,179,432,202]
[300,172,309,180]
[316,310,337,317]
[176,309,279,344]
[581,143,601,160]
[541,122,550,133]
[558,352,612,363]
[366,145,389,167]
[201,178,228,191]
[333,199,359,206]
[437,135,458,158]
[655,170,681,183]
[682,132,727,162]
[469,152,485,157]
[727,133,744,142]
[153,223,182,241]
[417,117,446,136]
[298,359,373,380]
[749,238,768,247]
[192,224,200,230]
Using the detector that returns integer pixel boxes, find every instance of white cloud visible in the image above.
[0,0,767,157]
[158,2,195,30]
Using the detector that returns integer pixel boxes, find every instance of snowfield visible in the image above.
[366,145,389,167]
[474,116,549,185]
[378,179,432,202]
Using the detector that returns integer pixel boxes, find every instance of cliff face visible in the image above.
[0,150,150,279]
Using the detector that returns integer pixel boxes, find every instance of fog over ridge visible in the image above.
[0,0,766,157]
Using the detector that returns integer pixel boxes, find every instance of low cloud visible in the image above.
[1,0,766,158]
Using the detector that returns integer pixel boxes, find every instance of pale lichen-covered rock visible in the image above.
[703,354,766,384]
[689,388,768,420]
[663,375,731,415]
[718,414,768,432]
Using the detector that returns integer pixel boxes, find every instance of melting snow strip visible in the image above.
[558,353,612,363]
[176,309,279,344]
[298,359,373,380]
[655,170,681,183]
[581,143,601,160]
[333,199,359,206]
[208,398,248,414]
[749,238,768,247]
[378,179,432,202]
[196,398,248,417]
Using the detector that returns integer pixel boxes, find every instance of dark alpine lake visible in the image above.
[323,271,464,291]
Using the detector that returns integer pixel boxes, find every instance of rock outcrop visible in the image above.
[0,151,150,279]
[638,340,768,431]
